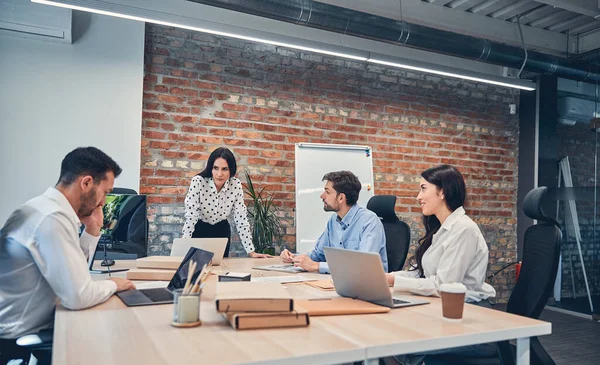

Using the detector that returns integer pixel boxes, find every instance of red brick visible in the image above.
[162,77,190,87]
[222,103,248,112]
[236,131,261,139]
[147,177,177,185]
[181,126,208,133]
[157,95,184,104]
[209,128,234,136]
[173,115,199,123]
[214,111,239,119]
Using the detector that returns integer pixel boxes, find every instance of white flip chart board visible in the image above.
[294,143,375,254]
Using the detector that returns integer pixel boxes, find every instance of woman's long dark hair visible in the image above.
[197,147,237,178]
[411,165,466,277]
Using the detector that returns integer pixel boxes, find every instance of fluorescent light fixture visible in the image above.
[368,53,536,91]
[31,0,369,61]
[32,0,535,91]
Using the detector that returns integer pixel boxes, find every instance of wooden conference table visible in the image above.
[53,258,550,365]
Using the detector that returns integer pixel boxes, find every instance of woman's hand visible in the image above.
[280,249,294,263]
[249,252,274,258]
[386,273,395,287]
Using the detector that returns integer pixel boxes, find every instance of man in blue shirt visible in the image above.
[281,171,387,273]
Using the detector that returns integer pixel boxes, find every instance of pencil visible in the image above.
[183,260,196,294]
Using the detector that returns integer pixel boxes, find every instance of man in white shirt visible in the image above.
[0,147,135,361]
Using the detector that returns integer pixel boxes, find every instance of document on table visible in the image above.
[252,275,317,284]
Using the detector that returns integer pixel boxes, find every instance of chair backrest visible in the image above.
[367,195,410,272]
[112,187,138,194]
[507,186,561,319]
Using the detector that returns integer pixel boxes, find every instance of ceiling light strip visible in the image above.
[32,0,535,91]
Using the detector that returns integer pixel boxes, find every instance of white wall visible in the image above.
[0,11,144,224]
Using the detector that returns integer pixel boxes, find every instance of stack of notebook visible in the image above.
[126,256,182,280]
[215,282,309,330]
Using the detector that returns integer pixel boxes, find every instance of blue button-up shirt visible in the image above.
[307,204,388,274]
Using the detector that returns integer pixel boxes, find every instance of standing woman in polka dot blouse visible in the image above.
[182,147,273,258]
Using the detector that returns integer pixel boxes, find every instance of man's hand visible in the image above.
[280,249,294,263]
[80,206,103,237]
[108,277,136,292]
[292,254,319,272]
[249,252,274,258]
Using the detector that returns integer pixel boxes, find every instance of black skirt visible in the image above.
[191,219,231,257]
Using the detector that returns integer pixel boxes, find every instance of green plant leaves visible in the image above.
[244,171,284,253]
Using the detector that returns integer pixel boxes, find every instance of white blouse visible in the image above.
[182,176,254,253]
[392,206,496,302]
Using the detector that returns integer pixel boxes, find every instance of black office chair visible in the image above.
[112,187,138,194]
[429,186,560,365]
[367,195,410,272]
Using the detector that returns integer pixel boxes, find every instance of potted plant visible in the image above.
[244,171,284,255]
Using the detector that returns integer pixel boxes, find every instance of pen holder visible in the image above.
[171,289,202,328]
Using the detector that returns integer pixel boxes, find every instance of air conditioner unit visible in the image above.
[0,0,72,43]
[557,96,596,126]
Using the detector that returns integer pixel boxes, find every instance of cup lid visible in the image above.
[439,283,467,293]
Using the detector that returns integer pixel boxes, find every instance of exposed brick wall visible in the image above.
[141,24,519,301]
[557,122,600,297]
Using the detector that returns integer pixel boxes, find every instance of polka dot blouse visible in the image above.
[182,175,255,253]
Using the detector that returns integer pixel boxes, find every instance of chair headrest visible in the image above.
[366,195,398,221]
[523,187,558,226]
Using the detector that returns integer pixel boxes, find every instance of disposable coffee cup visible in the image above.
[440,283,467,320]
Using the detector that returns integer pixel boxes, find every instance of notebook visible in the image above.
[215,282,293,312]
[223,309,309,330]
[305,279,336,291]
[116,247,213,307]
[295,297,390,316]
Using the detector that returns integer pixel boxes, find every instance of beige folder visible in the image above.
[223,309,309,330]
[305,279,336,291]
[295,297,390,316]
[136,256,183,270]
[126,268,176,281]
[216,282,293,312]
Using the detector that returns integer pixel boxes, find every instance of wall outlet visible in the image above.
[509,103,517,115]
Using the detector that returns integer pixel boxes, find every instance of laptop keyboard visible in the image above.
[392,298,410,305]
[141,288,173,302]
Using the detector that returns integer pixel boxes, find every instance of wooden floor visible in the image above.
[495,304,600,364]
[538,308,600,365]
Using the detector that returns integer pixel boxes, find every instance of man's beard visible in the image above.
[323,202,336,212]
[78,188,98,217]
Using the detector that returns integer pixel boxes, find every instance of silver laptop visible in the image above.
[171,238,228,265]
[323,247,429,308]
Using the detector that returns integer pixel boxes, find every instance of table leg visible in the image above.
[364,358,379,365]
[516,337,530,365]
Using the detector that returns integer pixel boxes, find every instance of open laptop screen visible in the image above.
[167,247,214,291]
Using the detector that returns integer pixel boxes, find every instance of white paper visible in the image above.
[134,281,170,290]
[252,275,316,283]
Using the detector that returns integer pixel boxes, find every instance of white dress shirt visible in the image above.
[392,207,496,302]
[0,188,117,339]
[182,176,254,253]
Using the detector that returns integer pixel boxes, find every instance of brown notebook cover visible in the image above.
[223,309,309,330]
[126,268,176,281]
[215,282,293,312]
[295,297,390,316]
[136,256,183,270]
[305,279,336,291]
